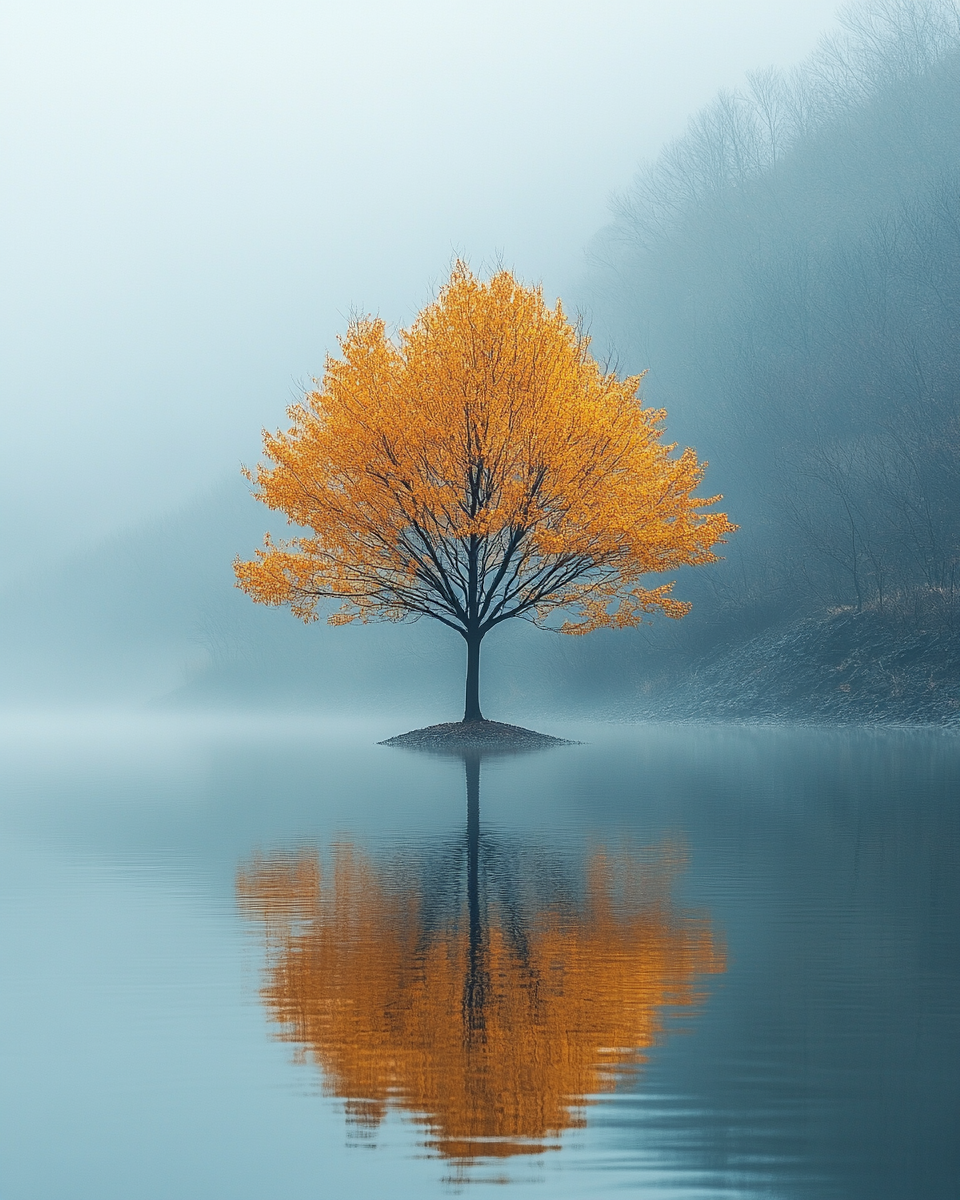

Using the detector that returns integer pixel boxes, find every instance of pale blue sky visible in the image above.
[0,0,839,579]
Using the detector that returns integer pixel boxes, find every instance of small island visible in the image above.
[380,719,574,752]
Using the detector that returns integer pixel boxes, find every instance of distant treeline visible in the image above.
[582,0,960,640]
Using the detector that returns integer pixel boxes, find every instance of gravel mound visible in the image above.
[380,719,574,752]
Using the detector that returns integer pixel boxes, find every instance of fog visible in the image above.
[2,0,839,583]
[10,0,958,724]
[3,11,959,1188]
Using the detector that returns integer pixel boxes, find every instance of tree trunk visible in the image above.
[463,752,486,1033]
[463,633,484,722]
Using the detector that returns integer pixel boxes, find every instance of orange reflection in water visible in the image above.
[238,828,723,1164]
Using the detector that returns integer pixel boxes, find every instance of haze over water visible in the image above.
[1,716,956,1198]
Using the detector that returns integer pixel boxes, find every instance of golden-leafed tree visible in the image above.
[237,840,724,1165]
[235,265,734,720]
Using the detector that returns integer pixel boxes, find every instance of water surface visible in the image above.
[0,715,957,1198]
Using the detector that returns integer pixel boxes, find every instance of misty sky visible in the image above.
[1,0,840,582]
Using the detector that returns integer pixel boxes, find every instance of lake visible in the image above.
[1,714,957,1198]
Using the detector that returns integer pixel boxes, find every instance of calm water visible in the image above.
[0,714,957,1199]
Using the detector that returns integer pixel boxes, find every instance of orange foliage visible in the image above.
[234,264,734,638]
[237,842,724,1163]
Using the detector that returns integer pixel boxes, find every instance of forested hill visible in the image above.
[579,0,960,714]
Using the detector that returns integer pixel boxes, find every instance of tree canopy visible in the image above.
[235,265,732,718]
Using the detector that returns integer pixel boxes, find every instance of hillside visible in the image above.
[632,605,960,725]
[580,0,960,646]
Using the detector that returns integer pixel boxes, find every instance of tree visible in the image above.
[235,265,733,721]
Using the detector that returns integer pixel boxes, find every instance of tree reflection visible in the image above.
[237,756,724,1165]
